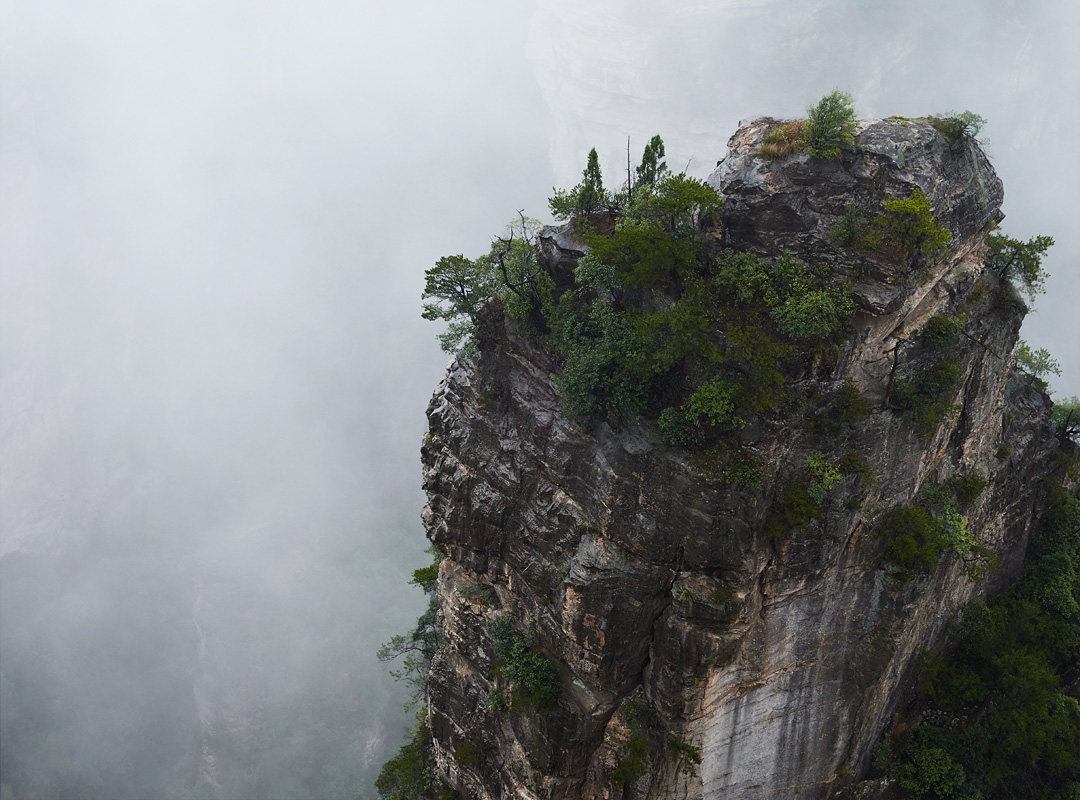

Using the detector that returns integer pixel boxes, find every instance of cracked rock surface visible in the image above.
[420,119,1056,799]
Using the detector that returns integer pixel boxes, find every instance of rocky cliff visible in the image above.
[419,118,1058,799]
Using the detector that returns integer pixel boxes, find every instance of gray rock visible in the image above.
[420,118,1054,799]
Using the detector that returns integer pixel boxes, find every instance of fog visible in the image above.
[0,1,1076,798]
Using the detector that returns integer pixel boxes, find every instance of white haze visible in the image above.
[0,1,1076,798]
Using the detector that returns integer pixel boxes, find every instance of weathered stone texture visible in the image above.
[421,118,1056,799]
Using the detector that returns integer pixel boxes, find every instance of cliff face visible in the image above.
[420,119,1057,799]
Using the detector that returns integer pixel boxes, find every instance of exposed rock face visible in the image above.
[421,119,1056,799]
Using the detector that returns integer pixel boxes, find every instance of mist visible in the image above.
[1,1,1076,798]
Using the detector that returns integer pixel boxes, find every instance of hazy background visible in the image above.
[1,1,1076,798]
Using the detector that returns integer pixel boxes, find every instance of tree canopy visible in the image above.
[803,89,858,161]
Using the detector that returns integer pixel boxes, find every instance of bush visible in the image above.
[768,482,823,537]
[838,452,878,487]
[892,356,963,435]
[831,190,950,264]
[878,483,1080,796]
[929,111,986,144]
[771,288,854,342]
[803,90,858,161]
[1051,396,1080,443]
[658,378,744,447]
[871,189,950,260]
[375,710,456,800]
[879,504,947,576]
[667,736,703,778]
[487,616,560,709]
[923,313,965,348]
[947,472,987,507]
[807,451,841,505]
[1014,339,1062,387]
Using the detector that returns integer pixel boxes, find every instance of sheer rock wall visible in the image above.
[420,119,1056,799]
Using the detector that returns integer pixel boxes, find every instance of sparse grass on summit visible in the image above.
[758,119,806,160]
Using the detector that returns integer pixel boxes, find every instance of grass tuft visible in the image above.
[758,119,807,160]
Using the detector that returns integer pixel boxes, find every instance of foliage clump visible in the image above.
[377,550,444,706]
[767,452,844,537]
[923,312,965,348]
[928,110,987,144]
[486,616,559,711]
[376,551,456,799]
[374,709,457,800]
[986,231,1054,300]
[877,478,994,579]
[830,189,950,265]
[874,480,1080,798]
[1052,396,1080,444]
[422,214,552,353]
[803,89,858,161]
[1014,339,1062,392]
[870,189,951,261]
[809,380,872,441]
[891,356,963,436]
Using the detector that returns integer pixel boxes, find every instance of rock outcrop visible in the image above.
[420,119,1057,799]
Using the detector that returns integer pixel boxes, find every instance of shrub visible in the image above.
[870,189,950,261]
[803,90,858,161]
[1051,396,1080,443]
[878,504,947,576]
[838,452,878,487]
[658,378,744,447]
[828,204,872,250]
[929,111,987,144]
[667,736,703,778]
[375,709,457,800]
[810,381,872,440]
[771,288,854,342]
[768,482,823,537]
[947,472,987,507]
[1014,339,1061,388]
[892,356,963,435]
[807,451,841,505]
[487,616,559,709]
[923,313,965,348]
[832,190,950,264]
[878,483,1080,796]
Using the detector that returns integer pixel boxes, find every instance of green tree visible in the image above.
[986,232,1054,299]
[550,147,609,219]
[803,90,858,161]
[421,215,549,353]
[1014,339,1061,392]
[1052,396,1080,444]
[421,254,495,353]
[635,134,668,192]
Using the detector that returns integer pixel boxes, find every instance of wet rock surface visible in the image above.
[421,119,1055,799]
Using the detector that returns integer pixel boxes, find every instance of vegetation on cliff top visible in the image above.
[405,98,1073,798]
